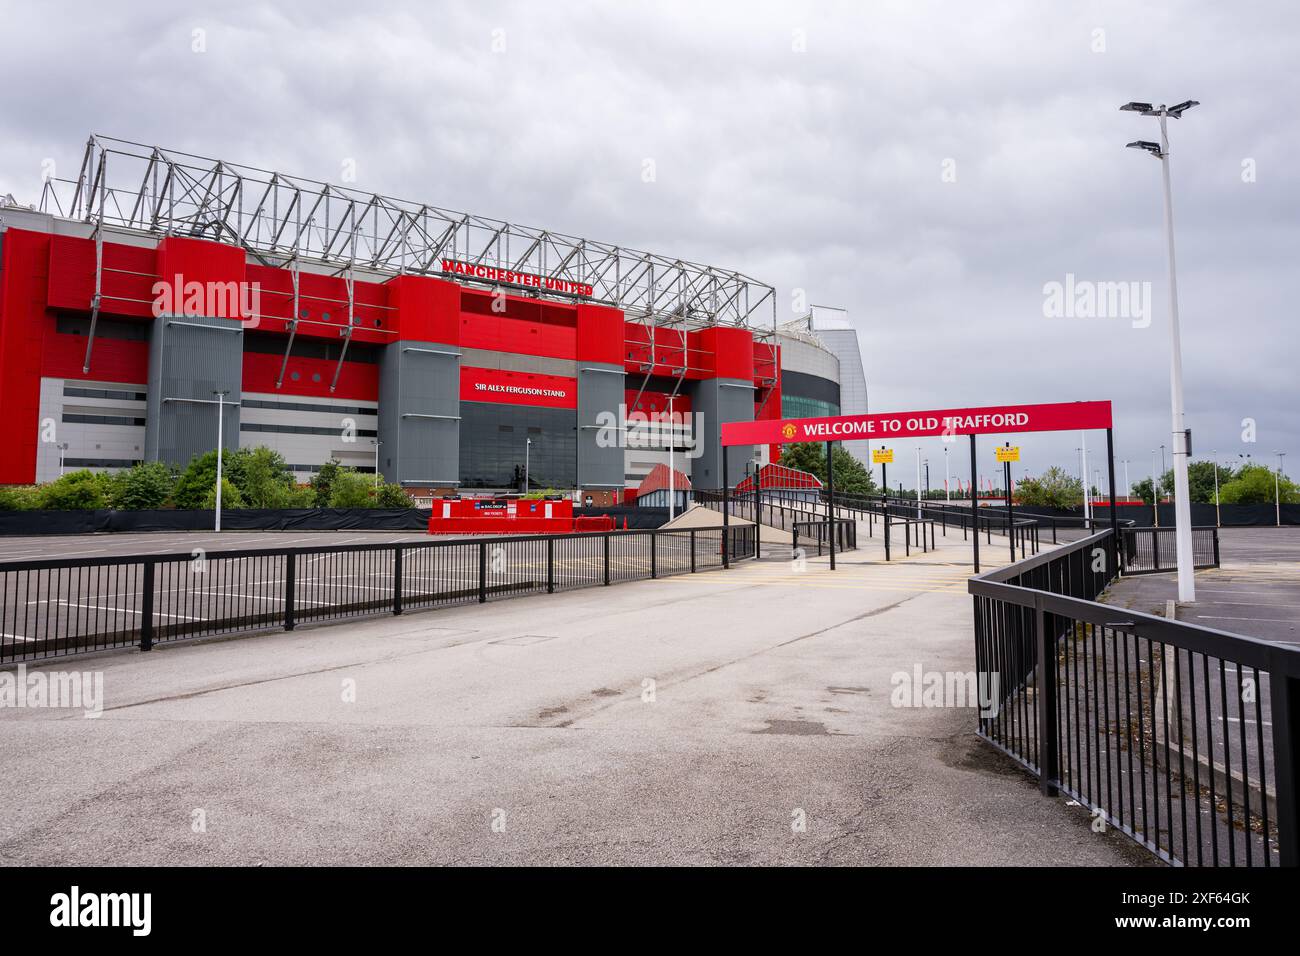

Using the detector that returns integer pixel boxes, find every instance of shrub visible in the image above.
[1014,466,1084,509]
[0,485,42,511]
[327,469,374,508]
[200,477,245,510]
[37,470,112,510]
[373,482,413,508]
[109,461,175,510]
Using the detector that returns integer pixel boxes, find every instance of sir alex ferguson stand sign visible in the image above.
[721,400,1112,446]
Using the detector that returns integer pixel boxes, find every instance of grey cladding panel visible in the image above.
[145,316,243,467]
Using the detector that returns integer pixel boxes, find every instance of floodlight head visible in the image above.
[1126,140,1163,157]
[1120,101,1154,113]
[1166,99,1200,118]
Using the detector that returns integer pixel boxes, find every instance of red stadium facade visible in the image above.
[0,138,857,500]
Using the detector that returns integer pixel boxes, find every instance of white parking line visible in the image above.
[1196,615,1297,624]
[56,600,204,622]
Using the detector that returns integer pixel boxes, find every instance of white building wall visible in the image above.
[238,392,378,480]
[35,378,148,482]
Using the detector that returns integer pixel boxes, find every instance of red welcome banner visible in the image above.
[721,400,1112,447]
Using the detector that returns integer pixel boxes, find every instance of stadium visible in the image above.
[0,136,865,504]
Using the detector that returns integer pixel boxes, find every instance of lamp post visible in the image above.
[213,389,229,532]
[668,395,675,521]
[914,446,922,517]
[1212,449,1221,528]
[1275,450,1287,528]
[944,446,950,502]
[1151,448,1159,527]
[1125,95,1200,600]
[524,437,531,493]
[372,439,382,488]
[1122,459,1131,499]
[1078,441,1090,522]
[58,442,69,477]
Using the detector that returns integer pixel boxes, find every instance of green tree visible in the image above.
[109,461,175,510]
[1131,476,1156,506]
[310,459,343,508]
[171,450,223,509]
[777,442,877,497]
[1218,464,1299,505]
[232,446,296,508]
[327,468,374,508]
[1179,460,1237,503]
[200,477,245,510]
[1012,466,1084,508]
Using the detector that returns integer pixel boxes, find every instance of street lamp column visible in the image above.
[213,390,229,533]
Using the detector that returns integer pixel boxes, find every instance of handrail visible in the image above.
[968,528,1299,867]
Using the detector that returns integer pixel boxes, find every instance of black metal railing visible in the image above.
[1120,526,1220,575]
[792,519,857,556]
[0,526,757,664]
[969,529,1300,867]
[827,490,1041,559]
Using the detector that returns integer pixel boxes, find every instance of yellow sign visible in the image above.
[872,448,894,464]
[995,446,1021,463]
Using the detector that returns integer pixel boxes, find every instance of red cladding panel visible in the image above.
[42,318,149,384]
[460,366,577,409]
[385,274,460,344]
[697,326,754,380]
[0,230,50,483]
[155,236,247,316]
[47,235,157,318]
[624,390,692,415]
[241,352,379,401]
[460,313,576,358]
[575,303,624,364]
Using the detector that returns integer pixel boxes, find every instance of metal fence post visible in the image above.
[690,529,697,573]
[547,537,555,593]
[603,533,611,585]
[284,552,296,631]
[1034,595,1059,796]
[139,559,155,651]
[1270,672,1300,866]
[650,531,657,579]
[392,546,403,615]
[478,541,488,603]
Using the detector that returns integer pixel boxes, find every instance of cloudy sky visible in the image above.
[1,1,1295,491]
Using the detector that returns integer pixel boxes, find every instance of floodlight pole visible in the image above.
[1151,108,1197,602]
